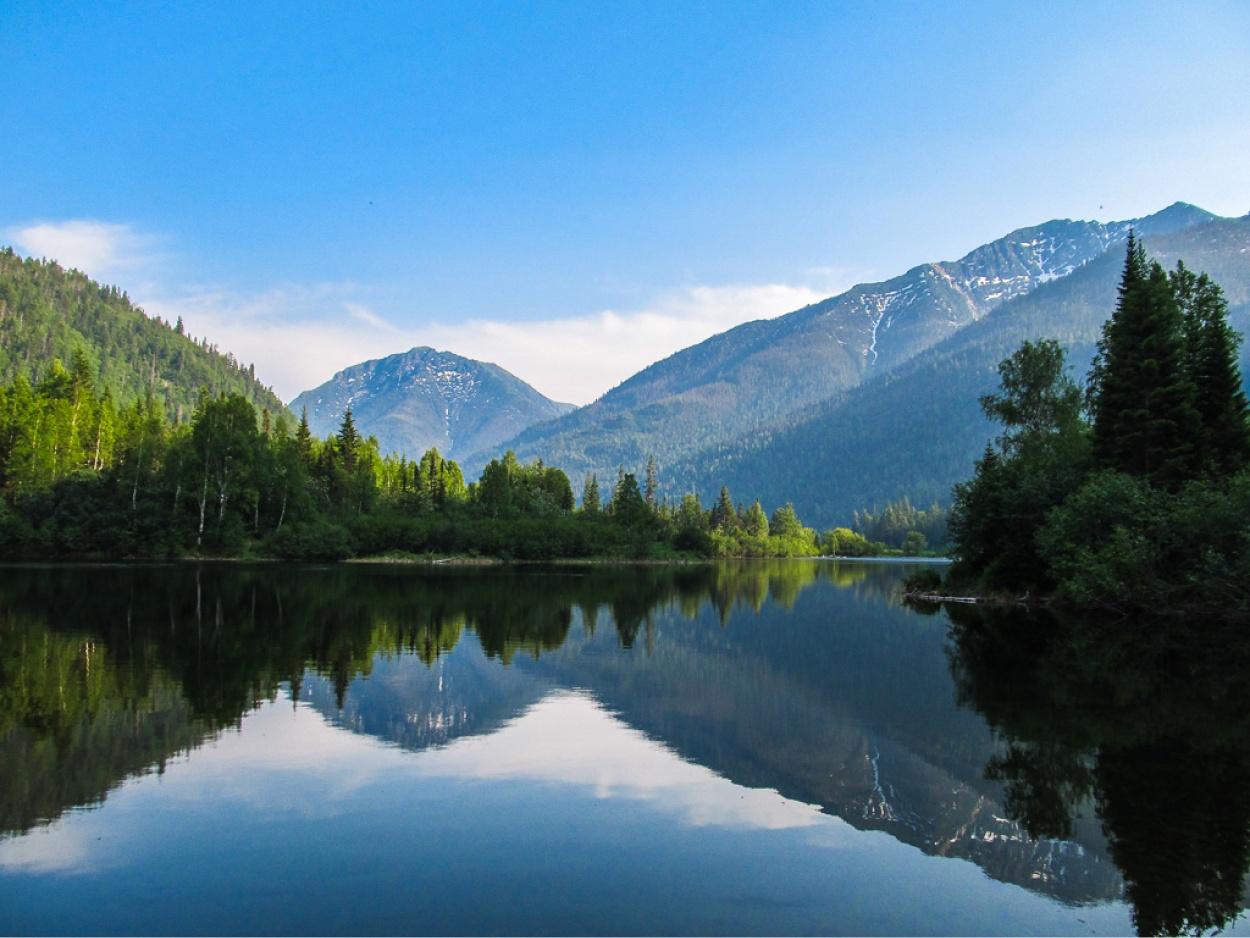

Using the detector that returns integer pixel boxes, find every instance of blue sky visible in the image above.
[3,1,1249,402]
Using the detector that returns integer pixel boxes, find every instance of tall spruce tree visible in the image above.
[744,499,769,537]
[1172,265,1250,475]
[337,409,360,471]
[1090,234,1199,489]
[581,473,601,515]
[709,485,736,532]
[295,407,314,466]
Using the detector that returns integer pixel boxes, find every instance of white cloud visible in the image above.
[415,689,839,833]
[149,279,841,405]
[7,218,856,405]
[345,302,397,332]
[5,219,155,280]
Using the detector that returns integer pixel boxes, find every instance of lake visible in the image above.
[1,561,1247,936]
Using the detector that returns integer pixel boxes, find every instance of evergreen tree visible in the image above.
[744,499,769,537]
[644,455,659,508]
[295,408,314,466]
[1169,261,1205,381]
[673,493,709,549]
[337,409,360,471]
[1174,267,1250,475]
[609,472,650,528]
[710,486,736,532]
[769,502,804,539]
[581,474,601,515]
[1090,235,1199,489]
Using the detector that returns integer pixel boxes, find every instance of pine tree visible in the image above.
[610,472,650,528]
[581,473,601,515]
[1090,235,1199,488]
[1169,261,1205,381]
[1173,266,1250,475]
[337,409,360,471]
[744,499,769,537]
[644,455,658,508]
[709,486,737,532]
[295,408,314,466]
[770,502,804,539]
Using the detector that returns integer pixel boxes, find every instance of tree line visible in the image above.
[0,360,840,561]
[943,233,1250,612]
[0,248,284,419]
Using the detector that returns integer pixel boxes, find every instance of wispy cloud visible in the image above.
[152,279,842,405]
[7,218,856,405]
[345,302,397,332]
[5,219,157,281]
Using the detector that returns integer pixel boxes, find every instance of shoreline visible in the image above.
[0,553,953,568]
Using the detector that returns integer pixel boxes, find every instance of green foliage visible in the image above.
[822,527,884,557]
[981,339,1084,453]
[580,473,601,514]
[664,214,1250,530]
[1090,234,1201,489]
[1172,261,1250,475]
[608,471,651,529]
[900,530,928,555]
[947,242,1250,612]
[853,497,948,550]
[0,367,820,561]
[0,248,284,419]
[264,519,352,561]
[743,499,769,537]
[1036,471,1250,611]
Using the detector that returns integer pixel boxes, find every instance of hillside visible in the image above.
[0,248,285,418]
[291,346,574,460]
[470,202,1217,481]
[665,213,1250,528]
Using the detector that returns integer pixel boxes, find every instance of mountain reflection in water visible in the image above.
[0,561,1247,936]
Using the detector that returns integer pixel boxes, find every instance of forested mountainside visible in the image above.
[0,249,285,418]
[667,213,1250,528]
[291,347,574,460]
[468,202,1218,481]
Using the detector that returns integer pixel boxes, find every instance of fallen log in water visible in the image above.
[905,591,979,604]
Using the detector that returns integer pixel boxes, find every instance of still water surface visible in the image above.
[0,562,1246,935]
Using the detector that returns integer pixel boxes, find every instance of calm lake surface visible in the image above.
[1,561,1247,936]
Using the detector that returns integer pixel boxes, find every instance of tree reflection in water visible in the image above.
[0,561,857,837]
[944,602,1250,936]
[7,561,1245,934]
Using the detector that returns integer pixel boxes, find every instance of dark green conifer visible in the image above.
[1174,267,1250,474]
[295,408,314,465]
[581,473,601,515]
[709,485,736,532]
[337,409,360,470]
[1090,235,1199,488]
[744,499,769,537]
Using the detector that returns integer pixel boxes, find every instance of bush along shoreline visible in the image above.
[0,364,904,563]
[921,234,1250,618]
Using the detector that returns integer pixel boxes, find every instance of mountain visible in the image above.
[665,211,1250,528]
[0,248,285,418]
[469,202,1218,481]
[290,346,574,460]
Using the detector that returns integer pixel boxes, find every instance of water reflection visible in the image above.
[0,561,1247,934]
[944,603,1250,936]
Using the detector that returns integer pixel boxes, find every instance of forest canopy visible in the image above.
[0,360,837,561]
[944,234,1250,614]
